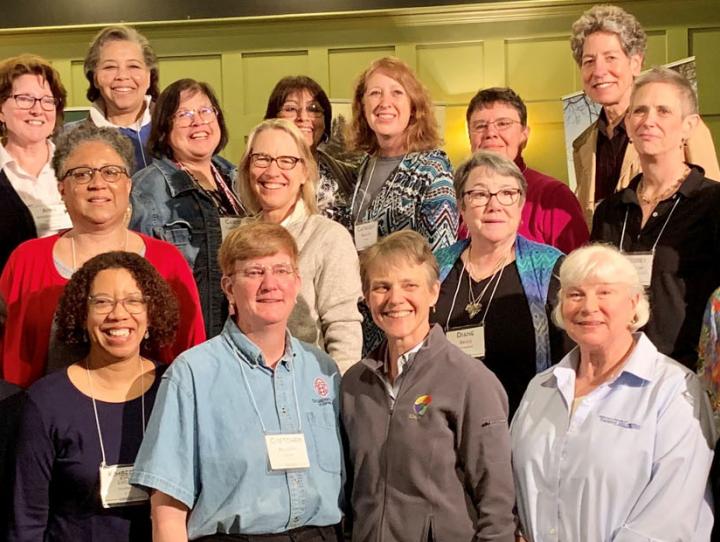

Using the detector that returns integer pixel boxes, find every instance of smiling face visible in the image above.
[0,74,57,146]
[627,81,697,160]
[94,39,151,119]
[248,128,307,220]
[58,140,131,229]
[86,267,147,361]
[363,70,412,155]
[221,251,301,334]
[276,89,325,150]
[460,168,524,247]
[468,102,529,160]
[561,280,638,354]
[581,31,642,111]
[168,89,220,163]
[366,260,440,346]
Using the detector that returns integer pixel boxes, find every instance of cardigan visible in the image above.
[436,235,562,373]
[0,169,37,272]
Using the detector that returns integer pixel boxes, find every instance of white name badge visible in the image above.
[99,463,149,508]
[28,203,72,236]
[220,216,245,240]
[624,252,653,287]
[354,221,378,251]
[265,433,311,471]
[446,325,485,359]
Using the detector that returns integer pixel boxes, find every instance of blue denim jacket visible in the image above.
[129,155,238,338]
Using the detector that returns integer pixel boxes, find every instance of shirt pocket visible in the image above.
[306,410,342,474]
[155,220,200,269]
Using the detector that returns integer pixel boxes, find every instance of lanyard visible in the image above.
[350,154,405,224]
[86,358,146,466]
[444,256,507,330]
[177,161,245,216]
[619,197,680,253]
[224,335,303,433]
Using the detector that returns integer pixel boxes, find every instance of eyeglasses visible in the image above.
[61,165,129,184]
[9,94,58,111]
[174,106,218,128]
[250,153,303,170]
[463,188,523,207]
[88,295,147,314]
[278,103,324,119]
[469,118,521,133]
[233,263,297,280]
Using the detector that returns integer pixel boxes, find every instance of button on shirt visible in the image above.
[131,319,343,539]
[511,333,715,542]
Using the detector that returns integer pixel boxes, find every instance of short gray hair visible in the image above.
[570,5,647,66]
[631,67,698,116]
[552,244,650,332]
[453,150,527,209]
[53,124,135,178]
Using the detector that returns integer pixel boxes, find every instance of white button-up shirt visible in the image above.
[511,332,715,542]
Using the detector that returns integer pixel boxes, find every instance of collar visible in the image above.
[280,198,309,227]
[361,324,445,373]
[597,107,627,137]
[620,165,706,205]
[514,154,528,173]
[0,140,55,172]
[89,95,152,130]
[383,338,424,378]
[223,317,294,372]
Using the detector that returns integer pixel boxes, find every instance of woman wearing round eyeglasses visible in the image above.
[237,119,362,373]
[9,251,179,542]
[131,78,245,339]
[264,76,356,228]
[0,55,69,271]
[432,151,568,416]
[0,123,205,388]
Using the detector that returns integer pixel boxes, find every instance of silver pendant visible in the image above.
[465,301,482,319]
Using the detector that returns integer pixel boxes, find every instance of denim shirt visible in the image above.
[130,155,239,338]
[131,318,344,539]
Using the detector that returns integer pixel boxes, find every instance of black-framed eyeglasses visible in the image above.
[174,106,218,128]
[62,165,129,184]
[10,94,58,111]
[469,118,521,133]
[88,295,147,314]
[278,103,324,119]
[463,188,523,207]
[250,153,303,170]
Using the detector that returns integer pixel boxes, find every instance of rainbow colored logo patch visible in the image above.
[413,395,432,416]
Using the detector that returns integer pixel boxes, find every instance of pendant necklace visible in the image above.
[464,246,508,319]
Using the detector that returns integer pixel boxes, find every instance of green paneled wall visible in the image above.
[1,0,718,180]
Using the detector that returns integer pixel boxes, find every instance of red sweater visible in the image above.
[0,233,206,388]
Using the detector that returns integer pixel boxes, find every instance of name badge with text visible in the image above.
[624,252,653,287]
[265,433,310,471]
[354,221,379,251]
[99,463,149,508]
[220,216,245,240]
[29,203,72,236]
[446,325,485,359]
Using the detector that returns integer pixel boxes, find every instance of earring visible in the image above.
[431,305,436,314]
[228,302,236,316]
[144,330,150,340]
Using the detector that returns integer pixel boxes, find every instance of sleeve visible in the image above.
[686,118,720,182]
[458,366,516,542]
[7,398,54,542]
[589,198,609,243]
[314,225,363,374]
[698,290,720,427]
[130,362,198,509]
[612,374,716,541]
[543,183,589,254]
[416,153,459,252]
[129,168,163,237]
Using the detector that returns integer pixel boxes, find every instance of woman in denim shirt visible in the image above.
[130,79,246,338]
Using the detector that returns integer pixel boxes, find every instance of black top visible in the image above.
[431,259,568,416]
[0,381,24,536]
[0,169,37,273]
[591,167,720,369]
[594,109,630,202]
[9,364,167,542]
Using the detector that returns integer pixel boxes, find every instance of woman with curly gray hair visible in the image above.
[0,123,205,389]
[8,251,178,542]
[570,4,719,223]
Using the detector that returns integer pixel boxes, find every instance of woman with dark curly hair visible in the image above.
[8,251,178,542]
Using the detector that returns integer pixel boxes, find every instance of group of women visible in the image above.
[0,7,719,542]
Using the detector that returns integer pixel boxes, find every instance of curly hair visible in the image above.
[348,57,441,154]
[55,251,179,353]
[53,123,135,179]
[264,75,333,144]
[570,4,647,66]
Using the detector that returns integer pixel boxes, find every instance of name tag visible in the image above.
[220,216,245,240]
[446,325,485,359]
[623,252,653,287]
[99,463,149,508]
[265,433,310,471]
[354,221,378,251]
[28,203,72,236]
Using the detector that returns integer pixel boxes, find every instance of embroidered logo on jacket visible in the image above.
[313,377,329,398]
[413,394,432,416]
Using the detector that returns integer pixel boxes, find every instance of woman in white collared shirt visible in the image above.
[511,244,715,542]
[0,54,69,271]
